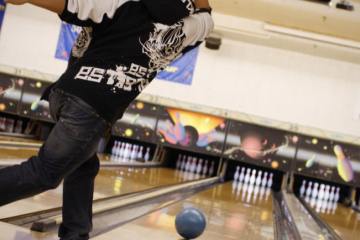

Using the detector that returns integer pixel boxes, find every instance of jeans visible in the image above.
[0,88,110,240]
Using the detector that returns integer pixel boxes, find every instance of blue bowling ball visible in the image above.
[175,208,206,239]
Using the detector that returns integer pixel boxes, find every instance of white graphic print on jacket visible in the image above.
[140,22,186,72]
[74,22,187,94]
[72,27,93,58]
[181,0,195,14]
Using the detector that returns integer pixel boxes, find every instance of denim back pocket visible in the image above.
[49,90,68,122]
[59,97,106,141]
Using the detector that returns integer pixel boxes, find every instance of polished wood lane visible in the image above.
[0,221,57,240]
[317,203,360,240]
[0,167,195,219]
[94,182,274,240]
[0,147,196,218]
[0,135,42,144]
[0,147,38,160]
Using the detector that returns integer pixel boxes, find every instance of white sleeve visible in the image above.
[65,0,138,24]
[182,12,215,47]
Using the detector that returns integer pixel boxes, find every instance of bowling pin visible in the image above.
[234,166,240,181]
[185,157,192,172]
[114,141,119,157]
[111,141,118,156]
[202,160,208,176]
[329,186,335,202]
[250,169,256,185]
[122,143,129,160]
[261,172,268,187]
[137,146,144,160]
[176,154,182,169]
[324,185,330,202]
[15,120,23,133]
[255,171,262,186]
[3,117,8,131]
[181,156,187,171]
[306,181,312,198]
[130,145,137,161]
[127,144,133,161]
[300,180,306,197]
[126,144,132,161]
[181,156,186,170]
[0,117,5,131]
[190,158,197,173]
[334,187,340,202]
[6,119,14,132]
[244,168,251,184]
[267,173,273,188]
[312,182,319,199]
[144,147,150,162]
[239,167,245,183]
[119,142,125,158]
[209,161,215,176]
[318,184,325,201]
[127,144,133,159]
[196,159,203,174]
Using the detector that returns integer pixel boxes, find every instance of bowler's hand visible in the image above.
[5,0,65,14]
[194,0,211,9]
[5,0,29,5]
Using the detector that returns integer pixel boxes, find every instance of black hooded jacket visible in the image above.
[43,0,214,122]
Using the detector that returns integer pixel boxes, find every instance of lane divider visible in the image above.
[30,177,219,232]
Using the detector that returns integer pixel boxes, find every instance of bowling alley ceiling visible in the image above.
[210,0,360,42]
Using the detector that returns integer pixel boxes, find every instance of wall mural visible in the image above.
[295,136,359,186]
[157,107,227,155]
[224,120,298,171]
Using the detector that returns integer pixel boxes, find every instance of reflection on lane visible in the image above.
[94,182,274,240]
[0,147,38,160]
[316,204,360,240]
[0,135,42,144]
[0,167,195,219]
[285,194,325,239]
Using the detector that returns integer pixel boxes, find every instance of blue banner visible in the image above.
[0,0,5,32]
[55,23,80,60]
[156,47,199,85]
[55,23,198,85]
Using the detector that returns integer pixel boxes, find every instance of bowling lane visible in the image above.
[0,167,198,219]
[0,135,42,144]
[0,136,41,164]
[0,147,38,162]
[0,135,43,150]
[316,203,360,240]
[94,182,274,240]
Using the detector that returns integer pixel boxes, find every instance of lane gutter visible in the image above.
[272,191,302,240]
[297,197,342,240]
[2,177,220,238]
